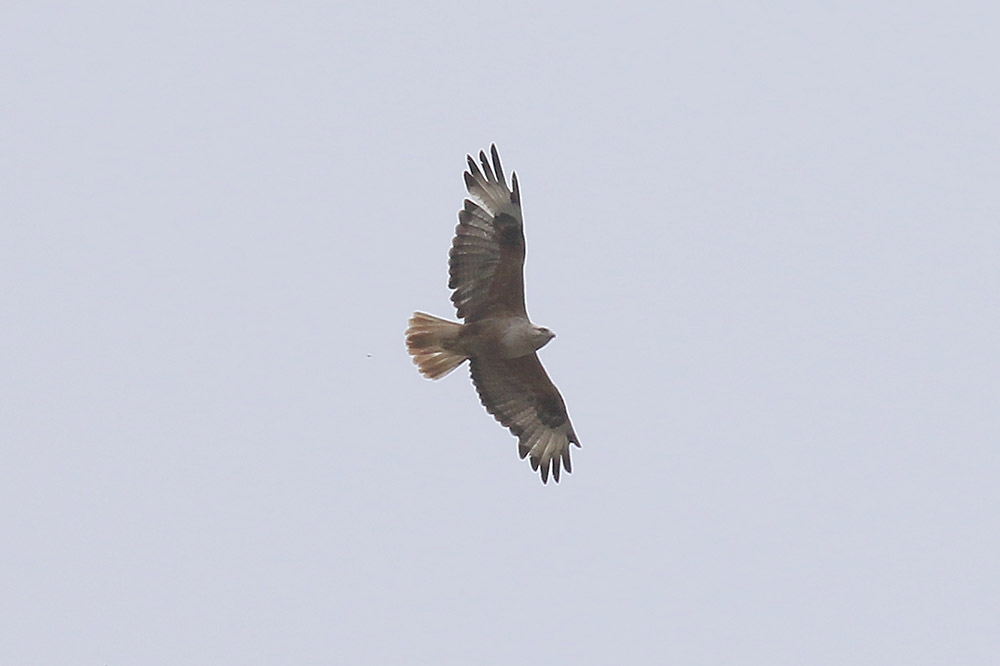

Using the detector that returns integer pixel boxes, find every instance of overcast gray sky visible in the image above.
[3,2,998,664]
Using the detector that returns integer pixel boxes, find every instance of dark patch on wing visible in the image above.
[494,212,524,248]
[535,393,568,428]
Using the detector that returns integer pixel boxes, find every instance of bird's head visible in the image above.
[533,325,556,349]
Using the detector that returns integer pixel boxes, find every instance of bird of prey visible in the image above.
[405,145,580,483]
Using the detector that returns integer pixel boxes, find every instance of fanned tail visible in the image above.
[405,312,467,379]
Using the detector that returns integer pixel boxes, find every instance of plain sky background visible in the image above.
[3,2,998,664]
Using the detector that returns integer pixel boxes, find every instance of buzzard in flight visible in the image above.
[405,145,580,483]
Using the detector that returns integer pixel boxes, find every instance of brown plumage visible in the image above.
[406,145,580,483]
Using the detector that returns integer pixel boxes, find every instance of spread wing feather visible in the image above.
[448,145,526,321]
[469,354,580,483]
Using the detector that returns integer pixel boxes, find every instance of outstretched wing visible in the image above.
[448,145,526,321]
[469,354,580,483]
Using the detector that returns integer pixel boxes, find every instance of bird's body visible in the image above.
[405,145,580,483]
[460,316,554,359]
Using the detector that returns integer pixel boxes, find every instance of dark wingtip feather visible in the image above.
[490,144,505,184]
[511,172,520,204]
[466,155,482,182]
[479,150,494,182]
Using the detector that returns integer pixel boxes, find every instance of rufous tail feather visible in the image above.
[405,312,467,379]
